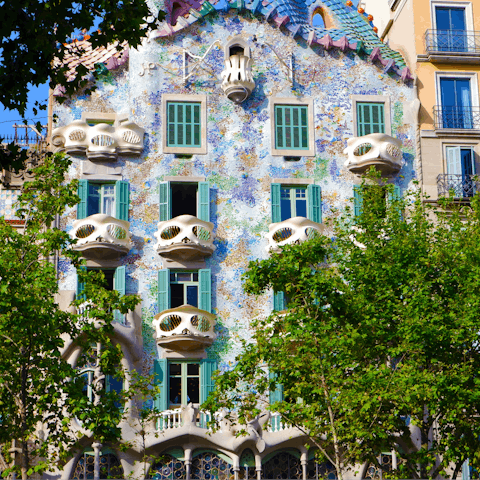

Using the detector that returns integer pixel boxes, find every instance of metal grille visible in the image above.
[433,106,480,130]
[0,124,47,147]
[437,174,477,198]
[425,29,480,54]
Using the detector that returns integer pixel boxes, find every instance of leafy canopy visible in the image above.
[204,177,480,480]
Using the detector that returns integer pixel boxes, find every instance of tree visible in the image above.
[204,177,480,480]
[0,0,165,171]
[0,152,139,479]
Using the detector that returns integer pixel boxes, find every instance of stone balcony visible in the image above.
[154,214,215,262]
[343,133,403,175]
[221,54,255,104]
[152,305,217,351]
[51,119,144,160]
[266,217,323,253]
[71,213,133,259]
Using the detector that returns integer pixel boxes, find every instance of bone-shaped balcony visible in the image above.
[221,54,255,104]
[154,215,216,262]
[71,214,133,259]
[51,120,144,160]
[266,217,323,253]
[343,133,404,175]
[152,305,217,351]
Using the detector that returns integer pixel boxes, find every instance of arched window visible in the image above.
[306,457,337,480]
[70,449,123,479]
[362,453,393,480]
[239,449,256,480]
[148,451,186,479]
[262,451,302,479]
[191,450,234,480]
[312,13,325,28]
[229,45,245,57]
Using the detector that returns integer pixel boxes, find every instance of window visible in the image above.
[159,181,210,221]
[351,95,391,136]
[76,266,126,323]
[271,183,322,223]
[270,98,315,156]
[353,185,401,217]
[435,6,467,51]
[443,145,476,197]
[439,77,474,129]
[356,103,385,136]
[77,179,129,221]
[157,268,211,313]
[153,358,217,410]
[162,94,207,154]
[80,370,123,403]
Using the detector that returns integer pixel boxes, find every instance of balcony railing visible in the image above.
[425,29,480,54]
[266,217,323,253]
[437,174,478,198]
[155,214,216,262]
[267,412,292,432]
[71,214,132,259]
[155,407,217,431]
[152,305,217,351]
[433,106,480,130]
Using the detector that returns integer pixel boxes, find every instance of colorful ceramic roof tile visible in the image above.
[150,0,412,80]
[54,0,412,91]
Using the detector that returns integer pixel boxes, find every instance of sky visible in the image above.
[0,82,50,141]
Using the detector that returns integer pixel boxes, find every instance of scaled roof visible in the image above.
[54,0,412,96]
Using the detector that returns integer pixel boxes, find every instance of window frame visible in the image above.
[162,94,207,155]
[170,270,199,308]
[168,361,201,407]
[270,98,315,157]
[443,144,476,174]
[351,95,392,136]
[430,1,473,32]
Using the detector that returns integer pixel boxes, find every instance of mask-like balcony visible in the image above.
[51,120,145,160]
[221,55,255,104]
[266,217,323,253]
[343,133,403,175]
[154,215,216,262]
[71,214,133,259]
[152,305,217,351]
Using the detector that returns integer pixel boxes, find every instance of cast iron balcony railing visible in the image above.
[437,174,478,199]
[425,29,480,54]
[433,106,480,130]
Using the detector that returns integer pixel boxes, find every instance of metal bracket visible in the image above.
[183,40,222,84]
[262,42,294,83]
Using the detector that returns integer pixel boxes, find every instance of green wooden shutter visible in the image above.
[198,182,210,222]
[158,269,170,313]
[199,269,211,313]
[114,266,126,324]
[167,102,201,147]
[273,291,285,311]
[275,105,308,150]
[77,179,89,220]
[200,359,218,404]
[307,184,322,223]
[76,265,87,301]
[388,185,402,220]
[356,102,385,136]
[159,182,171,222]
[271,183,282,223]
[153,359,168,412]
[269,371,284,404]
[353,186,363,217]
[115,181,129,221]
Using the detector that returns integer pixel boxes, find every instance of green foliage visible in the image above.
[205,172,480,480]
[0,152,140,479]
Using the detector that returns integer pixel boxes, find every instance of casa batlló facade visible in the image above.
[0,0,418,478]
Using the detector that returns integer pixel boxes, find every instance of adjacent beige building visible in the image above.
[364,0,480,202]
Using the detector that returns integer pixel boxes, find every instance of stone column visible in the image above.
[92,442,102,480]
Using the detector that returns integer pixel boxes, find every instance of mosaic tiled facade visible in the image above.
[0,0,419,478]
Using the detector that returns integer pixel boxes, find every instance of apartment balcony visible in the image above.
[424,30,480,63]
[51,120,144,160]
[154,214,216,262]
[152,305,217,351]
[343,133,403,175]
[433,106,480,131]
[71,214,133,259]
[437,174,478,199]
[266,217,323,253]
[221,54,255,104]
